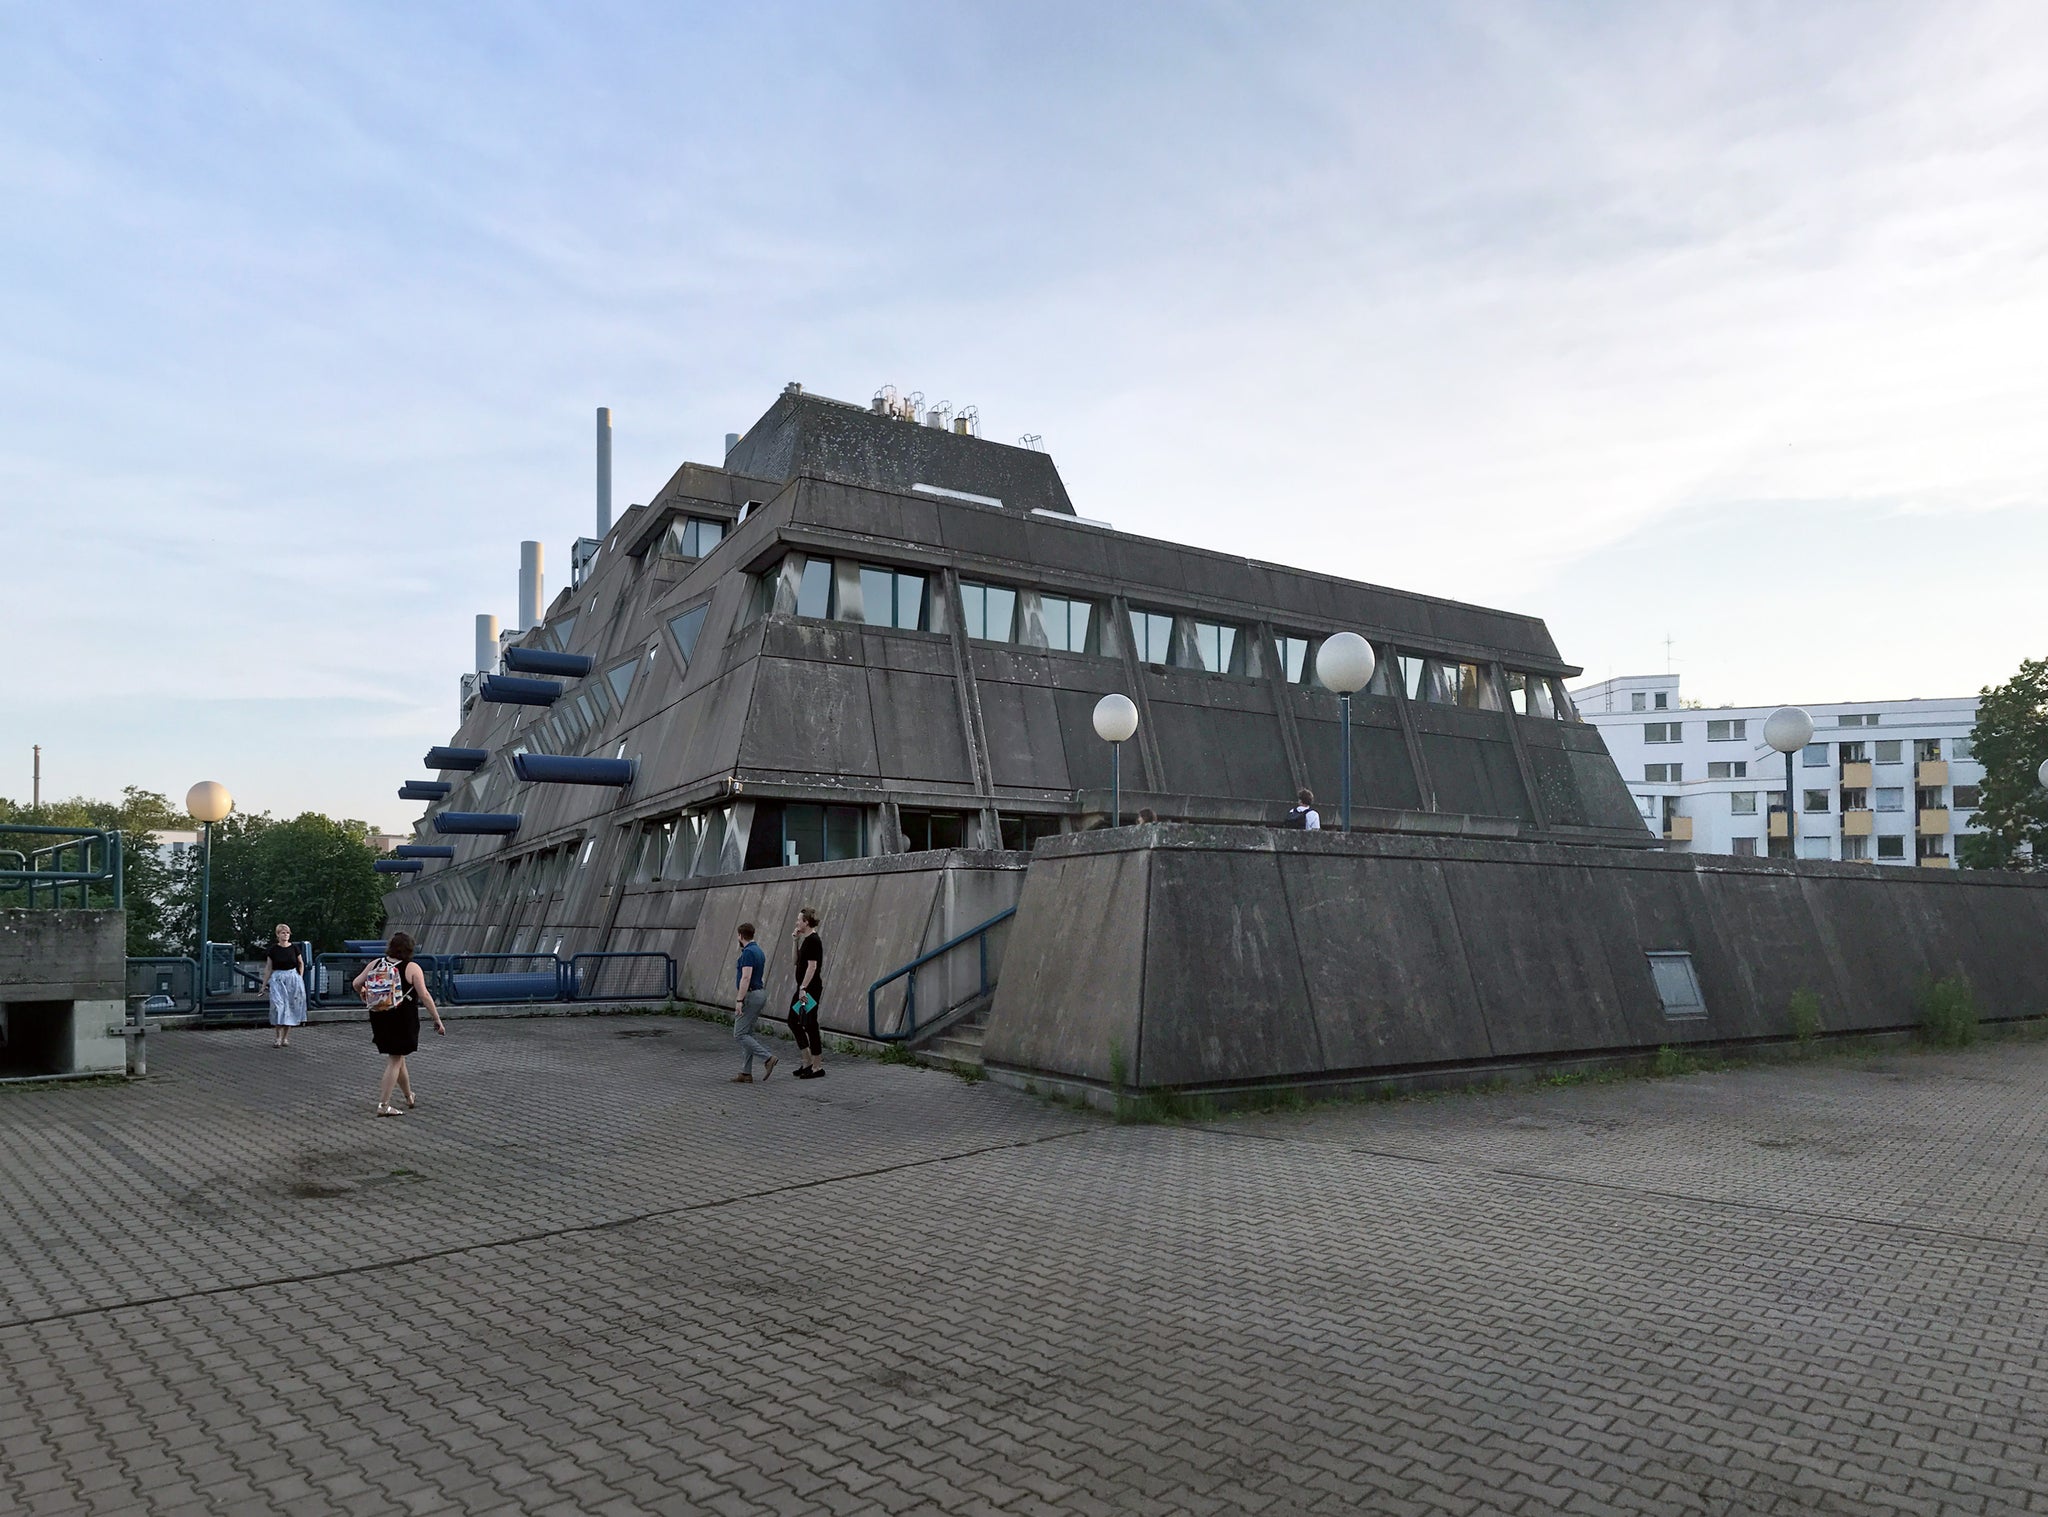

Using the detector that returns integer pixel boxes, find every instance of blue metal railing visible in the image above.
[127,957,200,1013]
[312,949,677,1007]
[0,825,124,909]
[867,906,1016,1042]
[566,951,676,1002]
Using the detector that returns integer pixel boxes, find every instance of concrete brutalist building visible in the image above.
[382,385,2048,1096]
[383,384,1647,966]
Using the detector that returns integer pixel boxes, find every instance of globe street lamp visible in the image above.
[185,781,233,1010]
[1314,633,1377,830]
[1763,708,1814,858]
[1092,694,1139,828]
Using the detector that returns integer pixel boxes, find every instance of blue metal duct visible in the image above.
[374,858,424,873]
[399,781,452,800]
[425,746,488,770]
[503,647,595,678]
[478,674,562,706]
[394,844,456,859]
[432,812,522,835]
[512,753,635,786]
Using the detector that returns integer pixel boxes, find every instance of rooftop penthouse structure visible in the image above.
[384,383,1648,959]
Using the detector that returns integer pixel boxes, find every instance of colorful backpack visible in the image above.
[361,956,403,1013]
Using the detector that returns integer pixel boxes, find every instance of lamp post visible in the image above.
[1092,694,1139,827]
[185,781,233,1009]
[1314,633,1377,831]
[1763,708,1814,859]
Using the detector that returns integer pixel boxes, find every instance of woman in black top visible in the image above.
[789,906,826,1078]
[351,931,445,1116]
[261,924,307,1048]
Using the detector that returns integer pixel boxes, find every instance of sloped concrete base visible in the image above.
[982,826,2048,1094]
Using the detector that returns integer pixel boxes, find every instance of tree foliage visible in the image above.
[1956,655,2048,871]
[194,811,388,956]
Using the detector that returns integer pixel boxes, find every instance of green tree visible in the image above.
[199,811,387,956]
[1957,656,2048,871]
[0,786,189,954]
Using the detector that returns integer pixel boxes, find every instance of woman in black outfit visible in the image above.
[351,931,444,1116]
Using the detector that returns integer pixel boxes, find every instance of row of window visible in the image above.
[1639,785,1977,818]
[1726,835,1948,861]
[1643,724,1971,764]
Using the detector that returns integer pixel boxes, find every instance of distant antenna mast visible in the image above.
[32,744,40,809]
[1664,633,1677,675]
[1018,433,1043,450]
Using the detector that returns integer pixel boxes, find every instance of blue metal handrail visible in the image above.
[867,906,1016,1042]
[565,951,676,1001]
[0,825,124,908]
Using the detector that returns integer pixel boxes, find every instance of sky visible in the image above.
[4,2,2045,829]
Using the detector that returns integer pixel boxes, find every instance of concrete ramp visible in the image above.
[982,826,2048,1099]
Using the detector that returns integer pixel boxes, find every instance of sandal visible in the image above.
[375,1103,405,1116]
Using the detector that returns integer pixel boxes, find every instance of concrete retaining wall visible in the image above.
[0,909,128,1079]
[982,827,2048,1094]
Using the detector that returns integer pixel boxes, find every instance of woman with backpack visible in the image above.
[351,931,445,1116]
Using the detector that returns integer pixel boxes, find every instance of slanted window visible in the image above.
[1707,719,1746,742]
[1507,671,1558,718]
[1399,655,1425,699]
[858,566,929,631]
[1646,952,1706,1018]
[899,809,970,852]
[605,659,636,705]
[1421,658,1495,708]
[1128,609,1174,664]
[1188,620,1239,675]
[668,604,710,666]
[1708,761,1747,780]
[1801,744,1829,768]
[960,581,1016,642]
[1278,636,1311,685]
[1730,791,1757,815]
[1874,787,1904,812]
[1038,594,1094,654]
[796,558,832,619]
[661,517,725,559]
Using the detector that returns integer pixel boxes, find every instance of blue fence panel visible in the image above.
[446,952,564,1003]
[564,952,675,1002]
[127,957,198,1014]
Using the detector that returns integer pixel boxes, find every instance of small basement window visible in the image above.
[1645,952,1707,1019]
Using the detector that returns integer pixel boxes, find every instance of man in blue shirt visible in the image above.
[732,922,777,1083]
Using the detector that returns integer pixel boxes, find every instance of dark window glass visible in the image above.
[605,660,636,705]
[797,558,832,619]
[1128,609,1173,663]
[668,605,710,665]
[961,581,1016,642]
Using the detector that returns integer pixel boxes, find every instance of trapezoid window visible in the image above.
[858,566,930,631]
[1128,609,1174,665]
[1278,636,1310,685]
[1412,656,1501,709]
[1646,952,1707,1018]
[661,516,725,559]
[1507,671,1558,718]
[1187,620,1240,675]
[797,557,833,619]
[668,604,710,666]
[960,581,1017,643]
[1036,594,1095,654]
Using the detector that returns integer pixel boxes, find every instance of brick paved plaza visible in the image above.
[3,1017,2047,1516]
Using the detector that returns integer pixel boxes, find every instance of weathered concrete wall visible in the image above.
[983,828,2048,1093]
[617,850,1027,1036]
[0,909,128,1078]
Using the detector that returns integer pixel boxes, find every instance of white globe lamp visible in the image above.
[1762,709,1814,857]
[1315,633,1376,830]
[184,781,234,1011]
[1092,694,1140,826]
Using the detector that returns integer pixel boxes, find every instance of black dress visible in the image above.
[370,962,422,1055]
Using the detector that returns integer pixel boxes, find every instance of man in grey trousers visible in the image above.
[732,922,777,1083]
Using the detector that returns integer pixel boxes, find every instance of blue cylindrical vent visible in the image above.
[394,844,456,859]
[425,746,488,770]
[399,781,452,799]
[478,674,562,706]
[512,753,635,786]
[374,858,424,873]
[432,812,523,835]
[503,647,594,677]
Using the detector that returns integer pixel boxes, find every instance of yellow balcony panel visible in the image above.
[1918,854,1953,869]
[1841,761,1874,788]
[1918,808,1950,835]
[1917,759,1949,787]
[1842,809,1874,837]
[1663,816,1693,842]
[1768,812,1789,839]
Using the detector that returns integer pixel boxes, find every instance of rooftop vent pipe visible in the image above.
[519,541,543,630]
[596,407,612,537]
[725,431,739,458]
[474,614,499,674]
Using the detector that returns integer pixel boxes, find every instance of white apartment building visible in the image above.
[1569,675,1983,867]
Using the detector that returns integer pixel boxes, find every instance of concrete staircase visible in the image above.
[911,991,994,1074]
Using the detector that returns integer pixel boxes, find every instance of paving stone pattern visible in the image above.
[4,1018,2048,1515]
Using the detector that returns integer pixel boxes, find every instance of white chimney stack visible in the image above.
[724,431,740,458]
[474,614,499,674]
[519,541,543,630]
[596,407,613,536]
